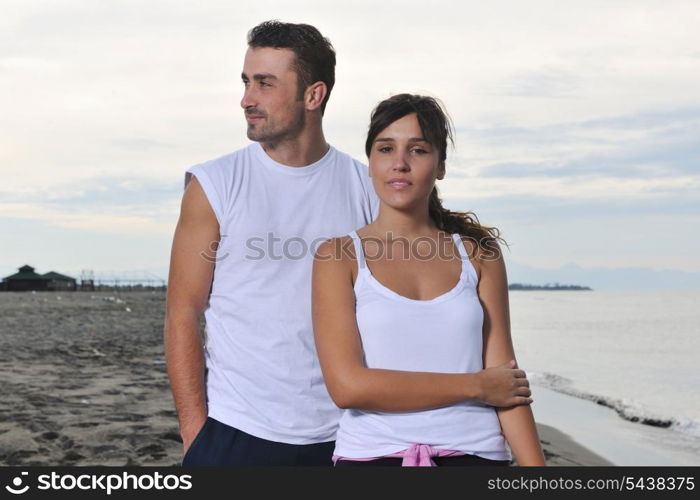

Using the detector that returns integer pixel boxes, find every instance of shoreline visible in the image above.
[535,423,612,466]
[531,384,700,466]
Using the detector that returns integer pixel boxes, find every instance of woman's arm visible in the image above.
[312,237,532,413]
[477,240,546,466]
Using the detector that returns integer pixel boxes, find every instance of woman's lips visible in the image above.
[387,180,412,190]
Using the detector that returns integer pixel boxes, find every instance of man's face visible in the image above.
[240,47,306,143]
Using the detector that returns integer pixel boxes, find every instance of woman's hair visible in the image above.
[365,93,509,252]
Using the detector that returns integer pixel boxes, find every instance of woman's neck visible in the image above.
[367,205,439,241]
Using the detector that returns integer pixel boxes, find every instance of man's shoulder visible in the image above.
[183,143,258,191]
[188,143,257,173]
[327,146,371,188]
[327,146,378,218]
[329,145,367,170]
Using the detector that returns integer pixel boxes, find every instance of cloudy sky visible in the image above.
[1,0,699,283]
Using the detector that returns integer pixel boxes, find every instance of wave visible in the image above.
[528,371,700,438]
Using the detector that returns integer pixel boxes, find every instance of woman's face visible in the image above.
[368,112,444,211]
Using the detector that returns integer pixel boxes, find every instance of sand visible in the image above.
[0,290,611,466]
[535,424,611,466]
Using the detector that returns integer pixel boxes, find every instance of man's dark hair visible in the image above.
[247,20,336,115]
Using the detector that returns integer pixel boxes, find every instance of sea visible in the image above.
[509,290,700,464]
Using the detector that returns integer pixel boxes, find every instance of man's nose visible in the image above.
[240,87,256,109]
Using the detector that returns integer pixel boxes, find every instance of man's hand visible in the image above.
[181,415,208,454]
[475,360,532,408]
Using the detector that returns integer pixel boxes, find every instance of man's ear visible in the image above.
[305,82,328,112]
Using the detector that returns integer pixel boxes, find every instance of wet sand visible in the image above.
[0,291,611,466]
[536,424,611,466]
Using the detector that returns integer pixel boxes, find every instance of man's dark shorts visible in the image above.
[181,417,335,466]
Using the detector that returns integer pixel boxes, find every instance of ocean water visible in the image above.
[509,290,700,458]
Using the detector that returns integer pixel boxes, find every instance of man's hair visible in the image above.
[247,20,336,115]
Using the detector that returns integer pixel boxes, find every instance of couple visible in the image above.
[164,20,545,467]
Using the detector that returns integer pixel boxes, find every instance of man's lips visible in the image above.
[245,109,266,122]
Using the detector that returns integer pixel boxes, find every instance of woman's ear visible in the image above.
[437,161,446,180]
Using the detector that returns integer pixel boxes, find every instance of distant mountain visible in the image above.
[508,283,592,291]
[506,261,700,291]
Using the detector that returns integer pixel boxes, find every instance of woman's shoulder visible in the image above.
[456,234,506,281]
[313,235,360,285]
[457,235,508,282]
[315,235,355,259]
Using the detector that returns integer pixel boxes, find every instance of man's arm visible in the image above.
[478,241,547,466]
[164,176,219,453]
[312,238,533,412]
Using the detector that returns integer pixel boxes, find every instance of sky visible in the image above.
[1,0,699,284]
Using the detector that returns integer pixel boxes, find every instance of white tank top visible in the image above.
[333,230,512,460]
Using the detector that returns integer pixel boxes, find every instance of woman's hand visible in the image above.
[475,360,532,408]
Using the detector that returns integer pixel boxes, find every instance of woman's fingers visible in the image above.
[517,386,532,397]
[478,365,534,407]
[512,374,531,401]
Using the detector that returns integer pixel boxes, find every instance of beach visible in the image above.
[510,290,700,465]
[0,291,618,466]
[0,291,179,465]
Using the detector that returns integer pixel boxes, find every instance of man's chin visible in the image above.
[247,129,281,144]
[246,128,264,142]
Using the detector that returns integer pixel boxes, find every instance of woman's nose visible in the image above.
[393,152,410,171]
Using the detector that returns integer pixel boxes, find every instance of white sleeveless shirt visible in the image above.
[333,230,512,460]
[185,143,379,444]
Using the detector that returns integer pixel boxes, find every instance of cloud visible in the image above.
[2,0,699,274]
[448,193,700,221]
[0,202,173,235]
[0,56,62,72]
[447,107,700,203]
[494,66,581,98]
[109,138,176,152]
[0,175,183,235]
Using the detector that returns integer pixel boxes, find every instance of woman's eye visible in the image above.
[378,146,392,153]
[411,148,428,154]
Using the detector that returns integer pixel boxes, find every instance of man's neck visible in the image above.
[260,128,329,167]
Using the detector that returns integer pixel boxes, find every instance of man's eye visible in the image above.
[260,81,270,87]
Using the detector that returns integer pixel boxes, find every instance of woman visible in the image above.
[312,94,545,466]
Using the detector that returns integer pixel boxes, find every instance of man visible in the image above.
[164,21,379,466]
